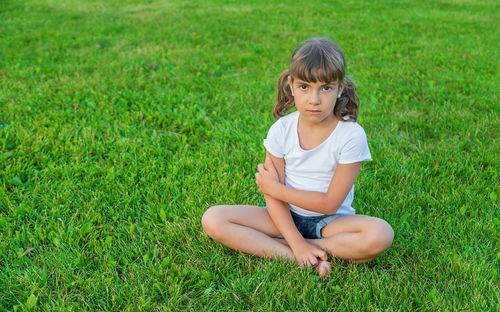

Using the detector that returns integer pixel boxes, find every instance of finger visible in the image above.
[257,164,266,173]
[309,256,318,267]
[317,250,327,261]
[265,155,272,168]
[267,155,277,170]
[313,250,327,261]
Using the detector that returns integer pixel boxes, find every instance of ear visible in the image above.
[338,82,344,95]
[287,76,294,96]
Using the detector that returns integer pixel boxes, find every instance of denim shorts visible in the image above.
[262,207,348,239]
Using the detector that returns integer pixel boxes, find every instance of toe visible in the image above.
[316,261,331,277]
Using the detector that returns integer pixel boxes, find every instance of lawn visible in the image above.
[0,0,498,310]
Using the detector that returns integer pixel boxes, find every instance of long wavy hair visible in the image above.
[273,37,359,121]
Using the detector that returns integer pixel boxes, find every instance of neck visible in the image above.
[298,113,339,132]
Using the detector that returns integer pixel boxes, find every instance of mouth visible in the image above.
[307,110,321,115]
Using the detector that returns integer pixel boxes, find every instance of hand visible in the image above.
[291,241,328,268]
[255,155,280,195]
[264,155,279,180]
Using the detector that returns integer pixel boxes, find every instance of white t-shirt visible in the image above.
[263,111,372,217]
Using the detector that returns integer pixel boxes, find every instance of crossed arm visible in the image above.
[255,151,361,267]
[257,152,361,215]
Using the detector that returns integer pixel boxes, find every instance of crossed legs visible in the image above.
[202,205,295,260]
[312,214,394,263]
[202,205,394,270]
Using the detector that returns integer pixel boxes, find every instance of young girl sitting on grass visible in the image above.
[202,37,394,276]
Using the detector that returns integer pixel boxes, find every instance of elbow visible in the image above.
[321,196,341,215]
[325,205,340,215]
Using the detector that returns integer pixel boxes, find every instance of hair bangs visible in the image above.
[290,45,344,83]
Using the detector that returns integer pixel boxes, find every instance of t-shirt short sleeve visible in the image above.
[263,119,285,158]
[338,125,372,164]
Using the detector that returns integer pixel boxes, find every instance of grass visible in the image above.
[0,0,499,310]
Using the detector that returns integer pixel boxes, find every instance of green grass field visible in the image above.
[1,0,499,310]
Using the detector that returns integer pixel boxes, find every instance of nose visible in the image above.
[309,90,320,105]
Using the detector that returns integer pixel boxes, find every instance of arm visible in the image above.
[260,153,305,248]
[259,152,327,267]
[257,160,362,215]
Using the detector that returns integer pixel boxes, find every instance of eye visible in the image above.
[298,84,308,90]
[322,85,333,91]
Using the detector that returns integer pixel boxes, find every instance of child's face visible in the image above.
[289,77,343,124]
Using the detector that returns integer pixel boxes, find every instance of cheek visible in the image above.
[321,93,336,103]
[294,94,307,103]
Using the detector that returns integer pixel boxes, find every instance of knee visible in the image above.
[201,205,227,239]
[361,219,394,257]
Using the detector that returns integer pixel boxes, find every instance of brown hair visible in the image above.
[273,38,359,121]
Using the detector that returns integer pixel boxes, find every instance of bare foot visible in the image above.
[315,260,331,277]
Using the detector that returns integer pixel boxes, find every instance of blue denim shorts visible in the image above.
[262,207,348,239]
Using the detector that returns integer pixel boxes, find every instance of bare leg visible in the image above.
[202,205,295,261]
[315,215,393,263]
[276,215,394,263]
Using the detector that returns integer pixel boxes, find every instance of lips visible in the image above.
[307,110,321,115]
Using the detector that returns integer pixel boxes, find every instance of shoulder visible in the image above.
[264,111,298,158]
[268,111,298,132]
[337,120,368,139]
[277,110,299,126]
[335,120,369,147]
[336,121,372,163]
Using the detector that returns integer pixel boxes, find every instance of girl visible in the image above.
[202,37,394,276]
